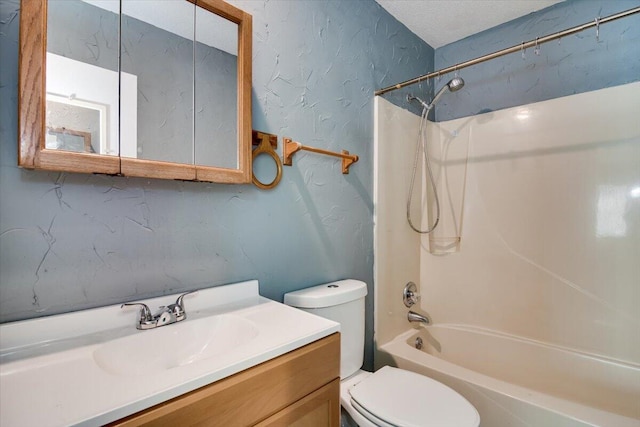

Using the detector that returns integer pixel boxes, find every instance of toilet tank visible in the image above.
[284,279,367,379]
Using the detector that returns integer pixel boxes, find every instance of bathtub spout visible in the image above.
[408,311,430,325]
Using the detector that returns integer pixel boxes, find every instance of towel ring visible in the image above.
[252,133,282,190]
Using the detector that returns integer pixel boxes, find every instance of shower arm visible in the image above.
[375,6,640,96]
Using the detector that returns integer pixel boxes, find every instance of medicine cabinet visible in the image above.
[19,0,252,183]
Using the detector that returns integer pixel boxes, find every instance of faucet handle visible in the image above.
[175,290,198,311]
[167,290,198,321]
[121,302,153,321]
[403,282,421,307]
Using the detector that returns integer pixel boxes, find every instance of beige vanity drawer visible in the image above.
[110,333,340,427]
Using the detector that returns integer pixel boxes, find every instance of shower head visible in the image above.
[430,77,465,107]
[407,77,465,111]
[448,77,465,92]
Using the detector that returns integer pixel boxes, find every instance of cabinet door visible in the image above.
[20,0,252,184]
[255,379,340,427]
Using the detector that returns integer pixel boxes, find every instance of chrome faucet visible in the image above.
[121,290,198,330]
[407,310,430,325]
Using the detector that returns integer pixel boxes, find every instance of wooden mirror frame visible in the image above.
[18,0,252,184]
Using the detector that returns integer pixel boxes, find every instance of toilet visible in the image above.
[284,279,480,427]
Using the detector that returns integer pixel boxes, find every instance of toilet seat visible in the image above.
[349,366,480,427]
[350,399,395,427]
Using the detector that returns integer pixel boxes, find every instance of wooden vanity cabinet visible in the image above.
[109,333,340,427]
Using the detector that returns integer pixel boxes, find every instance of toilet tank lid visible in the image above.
[284,279,368,308]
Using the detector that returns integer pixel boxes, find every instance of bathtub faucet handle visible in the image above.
[403,282,421,307]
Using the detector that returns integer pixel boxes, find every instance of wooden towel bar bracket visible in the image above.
[283,138,358,174]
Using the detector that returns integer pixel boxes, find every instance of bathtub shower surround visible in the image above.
[419,82,640,364]
[374,83,640,426]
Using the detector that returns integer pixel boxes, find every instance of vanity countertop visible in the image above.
[0,280,339,427]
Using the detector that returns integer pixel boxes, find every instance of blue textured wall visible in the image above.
[0,0,432,368]
[433,0,640,121]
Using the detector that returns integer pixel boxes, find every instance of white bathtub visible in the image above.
[377,325,640,427]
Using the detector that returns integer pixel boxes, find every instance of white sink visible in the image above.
[0,280,340,427]
[93,314,259,376]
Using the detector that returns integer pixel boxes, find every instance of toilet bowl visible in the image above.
[284,280,479,427]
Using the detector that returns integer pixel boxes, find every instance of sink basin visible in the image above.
[94,314,259,376]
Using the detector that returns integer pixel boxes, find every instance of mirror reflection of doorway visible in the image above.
[45,96,104,153]
[46,127,94,153]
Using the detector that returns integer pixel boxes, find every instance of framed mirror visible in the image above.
[18,0,252,184]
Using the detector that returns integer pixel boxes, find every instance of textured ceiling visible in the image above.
[374,0,565,49]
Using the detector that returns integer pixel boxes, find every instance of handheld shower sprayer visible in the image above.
[405,76,466,234]
[430,76,465,107]
[408,77,465,111]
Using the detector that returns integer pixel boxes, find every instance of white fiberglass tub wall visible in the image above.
[373,82,640,427]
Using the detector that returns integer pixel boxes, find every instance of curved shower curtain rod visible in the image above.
[375,6,640,96]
